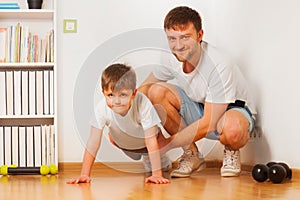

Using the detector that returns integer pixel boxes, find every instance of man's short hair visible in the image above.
[164,6,202,32]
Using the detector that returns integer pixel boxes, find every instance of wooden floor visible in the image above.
[1,163,300,200]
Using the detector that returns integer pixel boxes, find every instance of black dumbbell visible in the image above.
[252,163,269,182]
[252,162,292,184]
[268,162,292,183]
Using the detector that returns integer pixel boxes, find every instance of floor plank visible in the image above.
[0,164,300,200]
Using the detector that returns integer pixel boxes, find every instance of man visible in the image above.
[139,6,256,178]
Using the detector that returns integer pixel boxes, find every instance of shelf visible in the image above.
[0,115,54,119]
[0,62,55,70]
[0,116,54,126]
[0,9,54,19]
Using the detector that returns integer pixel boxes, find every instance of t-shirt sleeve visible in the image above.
[90,99,107,130]
[138,94,161,130]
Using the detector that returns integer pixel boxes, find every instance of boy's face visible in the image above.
[103,88,137,116]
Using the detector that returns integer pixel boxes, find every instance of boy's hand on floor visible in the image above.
[145,175,170,184]
[66,175,91,184]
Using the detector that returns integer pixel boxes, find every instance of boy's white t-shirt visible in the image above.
[93,92,161,150]
[153,41,256,115]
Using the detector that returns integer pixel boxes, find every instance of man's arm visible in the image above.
[159,102,228,153]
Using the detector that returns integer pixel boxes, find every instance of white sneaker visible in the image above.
[170,149,206,178]
[221,148,241,177]
[142,154,172,172]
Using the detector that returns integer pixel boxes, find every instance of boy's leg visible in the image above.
[142,153,172,172]
[108,132,143,160]
[122,149,142,161]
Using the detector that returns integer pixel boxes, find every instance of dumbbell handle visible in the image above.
[0,166,48,175]
[7,167,41,174]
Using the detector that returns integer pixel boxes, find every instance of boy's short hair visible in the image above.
[101,63,136,92]
[164,6,202,32]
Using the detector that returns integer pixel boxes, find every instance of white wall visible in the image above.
[57,0,300,168]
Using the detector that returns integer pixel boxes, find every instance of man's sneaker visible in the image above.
[221,148,241,177]
[142,154,172,172]
[170,149,206,178]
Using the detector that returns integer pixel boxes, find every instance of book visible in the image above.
[0,28,7,62]
[36,70,43,115]
[15,23,21,62]
[13,71,22,115]
[49,70,54,114]
[50,29,54,62]
[28,71,36,115]
[34,126,41,166]
[50,125,55,164]
[11,126,19,166]
[0,3,20,9]
[6,71,14,115]
[6,26,12,62]
[21,71,29,115]
[46,125,50,165]
[41,125,46,165]
[20,26,29,63]
[26,126,34,167]
[19,126,26,167]
[0,127,3,165]
[43,70,49,114]
[39,37,46,62]
[10,25,16,62]
[0,71,6,115]
[4,126,12,165]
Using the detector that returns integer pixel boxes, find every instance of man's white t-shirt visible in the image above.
[93,92,161,150]
[153,41,256,115]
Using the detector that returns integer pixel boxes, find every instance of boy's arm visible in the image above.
[66,126,103,184]
[144,126,170,184]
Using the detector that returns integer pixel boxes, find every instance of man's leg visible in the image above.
[217,107,255,176]
[148,83,205,177]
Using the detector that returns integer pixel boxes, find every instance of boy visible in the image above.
[67,63,171,184]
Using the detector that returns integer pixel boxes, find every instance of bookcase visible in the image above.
[0,0,57,173]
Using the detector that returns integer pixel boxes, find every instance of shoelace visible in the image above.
[223,150,239,168]
[177,150,194,170]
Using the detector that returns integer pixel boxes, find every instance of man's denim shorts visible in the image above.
[176,86,255,140]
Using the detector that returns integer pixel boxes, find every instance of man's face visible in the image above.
[165,22,203,63]
[103,88,136,116]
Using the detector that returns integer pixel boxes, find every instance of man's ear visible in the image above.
[198,29,204,42]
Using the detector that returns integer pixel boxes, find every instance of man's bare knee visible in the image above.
[148,84,167,103]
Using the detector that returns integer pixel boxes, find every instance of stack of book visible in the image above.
[0,23,54,63]
[0,2,20,9]
[0,125,55,167]
[0,70,55,116]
